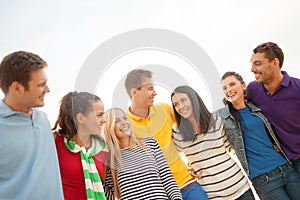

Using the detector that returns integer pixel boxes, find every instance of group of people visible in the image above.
[0,42,299,200]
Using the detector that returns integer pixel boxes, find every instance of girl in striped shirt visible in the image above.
[103,108,182,200]
[171,86,254,200]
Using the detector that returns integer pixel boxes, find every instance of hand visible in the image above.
[274,145,280,152]
[188,166,202,180]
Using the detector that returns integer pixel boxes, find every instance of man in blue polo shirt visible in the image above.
[247,42,300,177]
[0,51,64,199]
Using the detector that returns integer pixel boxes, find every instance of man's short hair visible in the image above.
[0,51,47,94]
[253,42,284,68]
[124,69,153,98]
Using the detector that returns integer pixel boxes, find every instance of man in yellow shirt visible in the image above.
[124,69,208,200]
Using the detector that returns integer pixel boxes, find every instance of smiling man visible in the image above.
[124,69,208,200]
[0,51,63,200]
[247,42,300,177]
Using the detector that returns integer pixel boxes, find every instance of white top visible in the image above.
[173,114,250,200]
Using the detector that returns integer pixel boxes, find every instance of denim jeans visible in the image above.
[181,182,208,200]
[251,163,300,200]
[236,188,255,200]
[291,157,300,178]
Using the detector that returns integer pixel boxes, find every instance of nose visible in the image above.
[153,89,157,96]
[100,116,106,124]
[251,64,256,73]
[45,84,50,93]
[226,87,232,94]
[178,102,185,111]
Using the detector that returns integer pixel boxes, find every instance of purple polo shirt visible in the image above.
[247,71,300,160]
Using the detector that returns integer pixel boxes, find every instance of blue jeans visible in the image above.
[181,182,208,200]
[291,157,300,178]
[251,163,300,200]
[236,189,255,200]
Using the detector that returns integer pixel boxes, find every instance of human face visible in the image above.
[250,52,277,84]
[134,77,157,108]
[114,110,131,139]
[81,100,106,135]
[21,69,50,109]
[172,93,194,120]
[221,75,246,105]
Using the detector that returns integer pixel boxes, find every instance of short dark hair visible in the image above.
[253,42,284,68]
[124,69,153,98]
[0,51,48,94]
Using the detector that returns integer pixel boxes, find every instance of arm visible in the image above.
[103,166,116,200]
[221,124,235,155]
[148,138,182,200]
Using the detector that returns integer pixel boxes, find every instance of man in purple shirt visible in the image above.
[247,42,300,177]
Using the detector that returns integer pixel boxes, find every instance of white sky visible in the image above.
[1,0,300,125]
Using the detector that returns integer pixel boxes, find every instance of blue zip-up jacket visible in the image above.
[216,101,290,177]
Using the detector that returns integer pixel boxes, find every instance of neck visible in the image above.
[119,136,131,149]
[73,134,92,149]
[263,71,284,95]
[3,96,32,117]
[231,99,246,110]
[129,103,150,118]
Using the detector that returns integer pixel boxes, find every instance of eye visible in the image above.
[115,118,121,123]
[97,112,104,117]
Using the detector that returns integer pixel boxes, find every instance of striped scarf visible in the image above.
[64,137,107,200]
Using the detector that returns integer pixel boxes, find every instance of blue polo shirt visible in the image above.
[247,71,300,160]
[0,100,64,200]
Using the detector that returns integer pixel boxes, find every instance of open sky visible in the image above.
[1,0,300,125]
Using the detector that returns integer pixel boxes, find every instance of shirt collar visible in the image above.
[0,99,35,119]
[127,106,153,122]
[280,71,291,87]
[0,99,17,117]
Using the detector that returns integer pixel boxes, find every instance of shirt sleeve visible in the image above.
[103,166,115,200]
[147,138,183,200]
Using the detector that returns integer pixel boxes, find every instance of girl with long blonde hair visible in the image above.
[103,108,182,200]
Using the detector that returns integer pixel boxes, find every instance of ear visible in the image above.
[130,88,136,97]
[242,83,247,91]
[273,58,280,68]
[10,81,25,95]
[75,113,86,124]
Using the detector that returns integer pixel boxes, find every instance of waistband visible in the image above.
[180,179,198,193]
[253,162,291,181]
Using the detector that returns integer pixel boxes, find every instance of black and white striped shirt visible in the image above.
[105,137,182,200]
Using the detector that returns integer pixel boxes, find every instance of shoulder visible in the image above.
[247,80,261,90]
[155,103,173,112]
[172,125,184,140]
[215,107,226,118]
[142,137,158,145]
[33,108,49,119]
[210,114,223,131]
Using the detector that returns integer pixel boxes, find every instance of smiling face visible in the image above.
[79,100,106,135]
[114,109,132,139]
[221,75,246,105]
[133,77,157,108]
[171,92,194,120]
[250,52,278,84]
[20,69,50,109]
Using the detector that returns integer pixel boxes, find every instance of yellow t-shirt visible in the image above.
[127,103,192,187]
